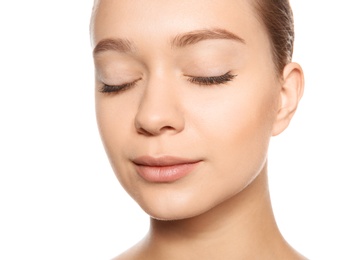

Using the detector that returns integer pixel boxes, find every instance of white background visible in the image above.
[0,1,349,259]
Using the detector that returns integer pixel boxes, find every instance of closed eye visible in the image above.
[99,79,141,94]
[187,71,237,86]
[99,71,236,93]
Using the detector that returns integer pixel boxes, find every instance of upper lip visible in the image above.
[132,156,201,167]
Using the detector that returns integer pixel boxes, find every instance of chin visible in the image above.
[148,211,201,222]
[138,197,208,221]
[142,206,195,221]
[139,192,238,222]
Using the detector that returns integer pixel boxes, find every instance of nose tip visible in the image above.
[134,89,185,136]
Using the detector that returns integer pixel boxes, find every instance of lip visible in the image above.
[132,156,201,183]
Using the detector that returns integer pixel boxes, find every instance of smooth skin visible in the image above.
[91,0,305,259]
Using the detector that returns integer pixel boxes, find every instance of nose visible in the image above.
[134,78,185,136]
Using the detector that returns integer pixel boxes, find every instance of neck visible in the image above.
[132,164,303,259]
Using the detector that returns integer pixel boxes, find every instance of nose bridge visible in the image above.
[134,72,184,135]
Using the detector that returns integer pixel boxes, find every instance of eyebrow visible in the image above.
[93,38,135,55]
[171,28,246,48]
[93,28,245,55]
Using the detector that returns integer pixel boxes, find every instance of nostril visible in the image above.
[136,123,177,136]
[136,126,153,136]
[159,125,176,132]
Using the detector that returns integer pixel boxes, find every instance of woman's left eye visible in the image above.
[187,71,237,86]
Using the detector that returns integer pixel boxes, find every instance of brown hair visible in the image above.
[252,0,294,75]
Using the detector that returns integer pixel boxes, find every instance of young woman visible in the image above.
[91,0,305,259]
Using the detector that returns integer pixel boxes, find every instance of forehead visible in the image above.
[91,0,265,47]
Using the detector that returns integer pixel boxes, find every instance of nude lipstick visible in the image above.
[132,156,201,183]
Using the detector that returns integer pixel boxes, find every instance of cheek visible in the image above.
[195,87,277,146]
[95,96,142,196]
[193,83,278,176]
[95,95,136,168]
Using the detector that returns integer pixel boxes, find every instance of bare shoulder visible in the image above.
[111,249,140,260]
[282,245,309,260]
[111,241,149,260]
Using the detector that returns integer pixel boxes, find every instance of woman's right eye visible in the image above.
[99,79,140,94]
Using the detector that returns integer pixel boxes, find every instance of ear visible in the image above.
[272,62,304,136]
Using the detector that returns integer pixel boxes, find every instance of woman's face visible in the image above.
[92,0,281,220]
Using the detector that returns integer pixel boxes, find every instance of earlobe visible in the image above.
[272,62,304,136]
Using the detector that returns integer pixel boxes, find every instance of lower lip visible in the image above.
[134,162,200,183]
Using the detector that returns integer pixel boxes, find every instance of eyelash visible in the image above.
[99,72,237,93]
[187,71,237,86]
[99,79,140,94]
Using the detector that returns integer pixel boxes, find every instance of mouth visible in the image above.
[132,156,202,183]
